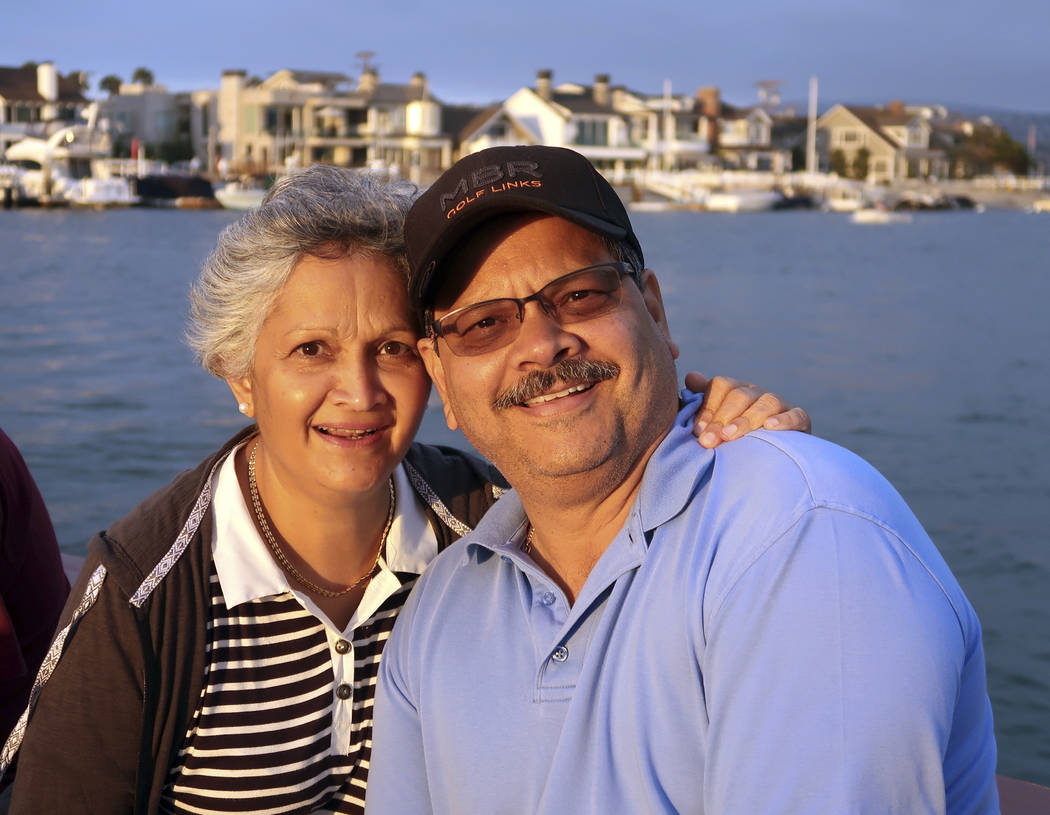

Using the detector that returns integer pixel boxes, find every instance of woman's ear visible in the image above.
[225,376,254,417]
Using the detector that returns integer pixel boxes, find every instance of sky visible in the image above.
[6,0,1049,113]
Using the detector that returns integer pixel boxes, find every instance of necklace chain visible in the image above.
[523,524,536,555]
[247,440,394,598]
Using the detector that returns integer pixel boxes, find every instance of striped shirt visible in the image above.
[159,450,438,814]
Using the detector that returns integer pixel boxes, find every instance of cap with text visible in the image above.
[406,145,644,309]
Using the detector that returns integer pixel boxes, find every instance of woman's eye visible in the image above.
[296,341,323,357]
[379,341,413,356]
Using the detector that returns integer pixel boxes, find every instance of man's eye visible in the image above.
[565,288,600,302]
[462,314,504,335]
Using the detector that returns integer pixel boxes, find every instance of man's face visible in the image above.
[419,214,680,493]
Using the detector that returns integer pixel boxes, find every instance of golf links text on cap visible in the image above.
[439,161,543,218]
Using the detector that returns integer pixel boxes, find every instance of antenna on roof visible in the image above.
[754,79,783,113]
[355,51,377,74]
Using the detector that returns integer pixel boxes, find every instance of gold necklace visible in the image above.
[247,441,394,598]
[522,524,536,555]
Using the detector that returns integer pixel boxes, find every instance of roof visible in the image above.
[287,70,352,85]
[0,65,87,104]
[366,82,435,105]
[536,84,622,116]
[843,105,915,130]
[444,103,499,141]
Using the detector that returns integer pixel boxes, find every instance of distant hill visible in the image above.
[953,107,1050,171]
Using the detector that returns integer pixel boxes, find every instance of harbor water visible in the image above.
[1,207,1048,784]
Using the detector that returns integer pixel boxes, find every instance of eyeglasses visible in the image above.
[429,262,638,357]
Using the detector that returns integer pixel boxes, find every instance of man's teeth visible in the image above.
[317,426,376,438]
[524,383,590,406]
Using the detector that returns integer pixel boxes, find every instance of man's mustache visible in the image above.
[492,358,621,410]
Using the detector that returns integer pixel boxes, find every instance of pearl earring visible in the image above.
[238,403,248,414]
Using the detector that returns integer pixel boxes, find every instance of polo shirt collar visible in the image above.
[463,389,714,561]
[634,389,715,534]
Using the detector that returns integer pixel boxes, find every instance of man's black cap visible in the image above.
[406,145,644,309]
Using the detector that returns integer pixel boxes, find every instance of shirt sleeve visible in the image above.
[700,505,998,814]
[365,582,434,814]
[8,558,143,814]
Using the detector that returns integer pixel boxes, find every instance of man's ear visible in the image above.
[637,269,679,360]
[418,337,460,431]
[225,375,255,417]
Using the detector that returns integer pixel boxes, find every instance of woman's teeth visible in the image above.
[317,426,376,438]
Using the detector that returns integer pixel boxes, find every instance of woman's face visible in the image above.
[227,252,430,505]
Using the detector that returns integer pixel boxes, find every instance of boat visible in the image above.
[2,119,138,207]
[704,190,781,213]
[135,174,220,209]
[823,184,866,212]
[851,207,912,224]
[214,180,268,210]
[70,177,140,208]
[1031,198,1050,214]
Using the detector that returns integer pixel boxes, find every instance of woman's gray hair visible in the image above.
[187,165,418,380]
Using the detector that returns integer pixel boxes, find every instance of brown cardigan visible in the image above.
[6,428,503,814]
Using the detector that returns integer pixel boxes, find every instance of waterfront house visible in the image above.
[205,67,454,184]
[458,70,717,181]
[817,102,948,182]
[95,81,194,162]
[459,71,648,182]
[0,62,89,157]
[714,102,792,172]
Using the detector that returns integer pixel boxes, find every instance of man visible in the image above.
[366,146,998,813]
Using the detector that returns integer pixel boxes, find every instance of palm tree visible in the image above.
[99,75,123,97]
[131,67,154,86]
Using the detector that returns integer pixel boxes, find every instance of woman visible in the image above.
[3,166,808,814]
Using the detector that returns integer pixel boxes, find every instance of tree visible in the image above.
[851,147,871,180]
[131,67,154,86]
[830,149,848,177]
[99,74,122,97]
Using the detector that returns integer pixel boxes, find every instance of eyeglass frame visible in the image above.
[424,261,641,357]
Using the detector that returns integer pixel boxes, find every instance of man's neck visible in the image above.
[514,429,667,605]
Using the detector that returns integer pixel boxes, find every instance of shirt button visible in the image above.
[334,639,351,654]
[336,683,353,700]
[552,645,569,663]
[541,591,556,606]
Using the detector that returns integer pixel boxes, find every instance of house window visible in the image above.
[575,119,608,146]
[263,106,278,134]
[840,129,859,144]
[488,122,507,139]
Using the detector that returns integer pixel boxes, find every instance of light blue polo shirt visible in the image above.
[367,392,998,814]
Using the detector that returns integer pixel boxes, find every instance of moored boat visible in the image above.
[214,180,268,210]
[851,207,912,224]
[705,190,781,212]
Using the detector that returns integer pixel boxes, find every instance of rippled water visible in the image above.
[1,206,1047,783]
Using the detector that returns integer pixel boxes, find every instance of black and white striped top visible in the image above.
[159,450,438,814]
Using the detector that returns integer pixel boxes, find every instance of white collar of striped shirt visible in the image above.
[210,442,438,611]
